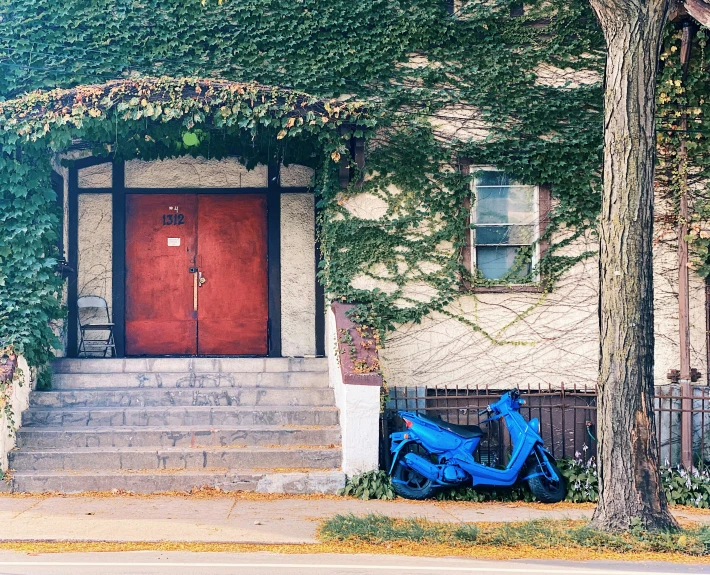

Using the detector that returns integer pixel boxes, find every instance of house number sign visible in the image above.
[162,214,185,226]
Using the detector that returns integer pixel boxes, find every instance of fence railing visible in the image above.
[379,383,710,471]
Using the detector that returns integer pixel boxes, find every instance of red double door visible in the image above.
[125,194,268,356]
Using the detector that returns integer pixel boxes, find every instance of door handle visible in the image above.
[193,271,198,312]
[198,271,206,287]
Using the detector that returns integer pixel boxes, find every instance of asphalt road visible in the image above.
[0,552,706,575]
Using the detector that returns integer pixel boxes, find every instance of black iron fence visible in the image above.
[379,383,710,470]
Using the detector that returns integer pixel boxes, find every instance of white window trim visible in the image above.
[470,167,540,283]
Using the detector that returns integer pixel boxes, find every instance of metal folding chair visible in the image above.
[77,296,116,357]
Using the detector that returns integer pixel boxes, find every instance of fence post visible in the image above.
[681,382,693,469]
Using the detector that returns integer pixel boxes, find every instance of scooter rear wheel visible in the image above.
[391,445,438,500]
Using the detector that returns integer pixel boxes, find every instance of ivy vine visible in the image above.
[0,0,705,369]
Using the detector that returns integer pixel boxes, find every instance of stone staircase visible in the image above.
[9,358,344,494]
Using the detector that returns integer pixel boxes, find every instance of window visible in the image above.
[464,169,550,285]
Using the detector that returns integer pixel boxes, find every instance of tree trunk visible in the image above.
[589,0,678,531]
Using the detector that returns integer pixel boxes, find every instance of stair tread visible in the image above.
[17,424,340,432]
[33,387,332,393]
[10,468,342,477]
[51,358,329,375]
[11,445,341,453]
[25,405,337,411]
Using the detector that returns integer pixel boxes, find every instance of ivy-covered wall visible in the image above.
[1,0,708,387]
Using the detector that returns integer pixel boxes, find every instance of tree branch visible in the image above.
[682,0,710,26]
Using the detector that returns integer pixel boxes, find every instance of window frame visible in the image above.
[460,162,551,292]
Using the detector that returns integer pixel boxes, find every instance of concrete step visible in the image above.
[52,357,328,374]
[22,405,339,427]
[49,371,329,390]
[9,446,341,471]
[29,387,335,409]
[16,425,341,449]
[9,469,345,494]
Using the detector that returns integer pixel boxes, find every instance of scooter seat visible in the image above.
[419,414,486,439]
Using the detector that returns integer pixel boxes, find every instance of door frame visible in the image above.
[66,156,321,358]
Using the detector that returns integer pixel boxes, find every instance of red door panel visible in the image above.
[125,194,198,355]
[197,194,268,355]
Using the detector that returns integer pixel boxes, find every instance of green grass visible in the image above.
[319,514,710,556]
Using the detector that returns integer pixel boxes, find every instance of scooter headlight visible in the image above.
[529,418,540,434]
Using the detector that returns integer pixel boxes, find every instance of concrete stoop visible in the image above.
[9,358,345,494]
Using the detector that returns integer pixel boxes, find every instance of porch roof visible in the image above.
[0,76,373,141]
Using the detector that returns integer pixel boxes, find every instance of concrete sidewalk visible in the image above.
[0,495,707,544]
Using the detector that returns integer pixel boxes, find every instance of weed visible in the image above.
[339,471,395,500]
[320,514,710,557]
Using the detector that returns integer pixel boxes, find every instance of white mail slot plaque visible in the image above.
[167,237,181,247]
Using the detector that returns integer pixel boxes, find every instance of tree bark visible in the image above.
[589,0,679,531]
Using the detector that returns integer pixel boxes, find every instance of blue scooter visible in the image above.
[388,389,566,502]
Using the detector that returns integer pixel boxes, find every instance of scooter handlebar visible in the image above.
[478,407,491,416]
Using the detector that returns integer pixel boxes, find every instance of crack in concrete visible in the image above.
[433,501,463,523]
[226,496,239,519]
[10,498,42,519]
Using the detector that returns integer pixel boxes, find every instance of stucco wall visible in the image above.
[341,189,708,389]
[280,164,314,188]
[51,158,70,356]
[281,194,316,356]
[78,163,112,188]
[0,355,32,473]
[382,243,600,390]
[125,157,267,188]
[653,230,707,385]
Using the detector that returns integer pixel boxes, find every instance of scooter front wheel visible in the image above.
[391,445,438,500]
[527,458,567,503]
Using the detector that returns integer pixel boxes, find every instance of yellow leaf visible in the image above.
[286,117,295,128]
[331,151,341,162]
[277,130,287,140]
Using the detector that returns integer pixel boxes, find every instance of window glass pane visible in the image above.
[474,225,534,245]
[476,186,510,223]
[506,186,535,224]
[476,246,531,280]
[475,171,512,187]
[474,175,535,225]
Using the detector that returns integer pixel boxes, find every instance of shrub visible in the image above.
[339,470,395,500]
[558,452,598,503]
[661,464,710,508]
[343,457,710,507]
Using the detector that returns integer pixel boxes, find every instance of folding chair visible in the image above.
[77,296,116,357]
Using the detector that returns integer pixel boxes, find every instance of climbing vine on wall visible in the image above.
[12,0,705,363]
[657,26,710,277]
